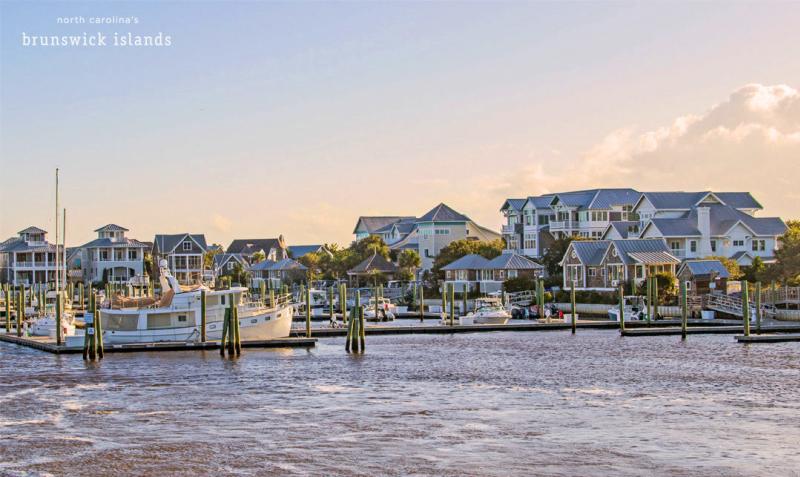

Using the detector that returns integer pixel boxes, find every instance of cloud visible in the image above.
[211,213,232,233]
[471,83,800,222]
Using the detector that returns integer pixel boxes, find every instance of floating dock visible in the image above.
[0,333,316,354]
[621,324,800,337]
[735,334,800,343]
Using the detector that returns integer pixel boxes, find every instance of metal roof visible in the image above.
[628,251,680,265]
[647,218,701,237]
[94,224,129,232]
[570,241,611,266]
[79,238,149,249]
[607,221,640,239]
[353,216,414,234]
[678,260,730,278]
[227,238,285,255]
[153,233,208,253]
[441,254,490,271]
[587,189,641,209]
[500,198,527,212]
[418,203,469,222]
[348,254,398,274]
[288,245,324,258]
[18,226,46,235]
[611,238,673,265]
[482,253,544,270]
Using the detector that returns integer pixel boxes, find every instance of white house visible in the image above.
[78,224,149,283]
[0,226,62,285]
[627,192,786,265]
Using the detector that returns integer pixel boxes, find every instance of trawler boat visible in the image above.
[362,297,396,322]
[608,296,648,322]
[467,297,511,325]
[85,260,293,344]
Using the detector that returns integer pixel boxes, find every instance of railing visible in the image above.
[549,220,578,230]
[501,225,516,234]
[669,249,686,259]
[705,293,775,318]
[14,261,55,268]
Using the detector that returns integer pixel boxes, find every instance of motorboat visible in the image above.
[29,290,77,338]
[608,295,648,321]
[469,297,511,324]
[74,260,293,344]
[295,288,331,317]
[362,297,396,322]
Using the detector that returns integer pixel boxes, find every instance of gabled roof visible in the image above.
[482,253,543,270]
[567,240,611,266]
[79,237,149,249]
[690,204,786,236]
[270,258,307,271]
[609,238,674,265]
[153,233,208,253]
[418,203,469,222]
[550,190,598,209]
[227,238,284,255]
[214,253,247,269]
[677,260,730,279]
[353,216,413,234]
[348,253,398,274]
[374,217,417,234]
[644,218,701,237]
[587,189,641,209]
[18,226,46,235]
[94,224,129,233]
[713,192,762,210]
[604,221,640,239]
[636,191,763,212]
[441,254,490,271]
[500,199,527,212]
[249,259,276,271]
[288,245,325,258]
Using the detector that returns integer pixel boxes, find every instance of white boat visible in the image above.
[92,260,293,344]
[608,296,648,321]
[29,290,77,338]
[441,297,510,325]
[362,297,396,322]
[296,289,331,317]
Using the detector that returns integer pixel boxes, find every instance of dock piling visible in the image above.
[96,292,104,359]
[200,289,207,342]
[570,280,576,334]
[17,288,24,337]
[305,287,311,338]
[755,282,762,334]
[418,284,424,323]
[449,283,455,326]
[680,280,687,341]
[5,285,10,334]
[56,292,62,346]
[618,284,625,334]
[743,281,751,337]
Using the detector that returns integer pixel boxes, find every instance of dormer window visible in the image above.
[182,241,192,251]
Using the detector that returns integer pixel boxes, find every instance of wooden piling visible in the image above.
[462,283,468,316]
[680,280,687,341]
[305,287,311,338]
[646,276,652,326]
[618,284,625,334]
[340,283,347,324]
[82,293,93,360]
[449,282,455,326]
[4,285,10,334]
[373,283,379,321]
[418,284,424,323]
[570,280,576,334]
[233,301,241,355]
[441,287,446,321]
[219,305,229,356]
[200,289,207,342]
[755,282,762,335]
[329,286,335,322]
[345,290,354,353]
[742,281,750,337]
[95,292,104,359]
[17,289,24,337]
[56,292,62,346]
[358,290,366,352]
[653,277,659,320]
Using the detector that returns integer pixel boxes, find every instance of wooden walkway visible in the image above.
[736,334,800,343]
[622,324,800,337]
[0,334,316,354]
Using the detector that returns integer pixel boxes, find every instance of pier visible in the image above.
[0,333,316,354]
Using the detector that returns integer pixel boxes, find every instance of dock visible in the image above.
[621,324,800,337]
[0,333,316,354]
[735,334,800,343]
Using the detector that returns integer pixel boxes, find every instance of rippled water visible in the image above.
[2,330,799,476]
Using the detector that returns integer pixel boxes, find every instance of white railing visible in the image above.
[501,225,516,234]
[550,220,578,230]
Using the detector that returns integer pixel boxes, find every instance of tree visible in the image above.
[541,236,573,278]
[251,250,266,264]
[432,239,504,279]
[742,256,766,283]
[503,276,536,293]
[204,245,223,270]
[706,255,742,280]
[298,251,322,281]
[397,249,421,281]
[769,219,800,285]
[654,271,677,304]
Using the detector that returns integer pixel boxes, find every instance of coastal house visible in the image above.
[630,192,786,265]
[501,189,639,259]
[676,259,730,296]
[77,224,149,284]
[442,252,544,292]
[560,239,679,290]
[250,258,308,287]
[213,253,249,279]
[226,236,288,262]
[0,226,62,285]
[347,253,399,286]
[152,233,208,285]
[353,203,501,270]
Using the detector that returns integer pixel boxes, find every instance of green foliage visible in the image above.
[229,262,250,286]
[541,236,574,277]
[741,256,766,283]
[705,255,742,280]
[297,252,322,280]
[204,246,223,270]
[554,289,616,304]
[432,238,504,279]
[654,272,677,303]
[251,250,266,264]
[768,220,800,285]
[503,276,536,293]
[397,249,421,281]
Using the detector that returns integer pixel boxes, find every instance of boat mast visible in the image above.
[63,208,67,288]
[55,168,59,292]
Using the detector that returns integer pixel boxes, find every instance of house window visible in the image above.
[100,250,109,261]
[227,262,234,271]
[588,268,596,277]
[128,250,138,260]
[508,270,518,279]
[752,239,766,252]
[733,240,745,247]
[182,241,192,251]
[710,240,717,253]
[424,249,432,258]
[538,215,549,225]
[670,241,681,251]
[635,266,644,279]
[523,233,536,250]
[690,241,697,253]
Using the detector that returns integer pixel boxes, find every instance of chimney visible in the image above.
[697,207,712,256]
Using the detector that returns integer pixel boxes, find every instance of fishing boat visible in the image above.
[467,297,511,325]
[362,296,396,322]
[608,295,648,321]
[80,260,293,344]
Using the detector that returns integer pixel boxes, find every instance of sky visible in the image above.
[1,1,799,248]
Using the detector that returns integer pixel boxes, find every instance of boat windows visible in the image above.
[102,314,138,331]
[251,319,257,324]
[147,313,173,329]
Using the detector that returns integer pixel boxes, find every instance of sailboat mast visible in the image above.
[63,208,67,288]
[55,168,59,292]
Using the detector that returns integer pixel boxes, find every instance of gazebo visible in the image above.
[347,253,399,287]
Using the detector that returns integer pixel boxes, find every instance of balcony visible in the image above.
[669,249,686,259]
[501,225,515,235]
[14,261,56,268]
[549,220,579,231]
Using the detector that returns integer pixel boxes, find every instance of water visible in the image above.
[1,330,799,476]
